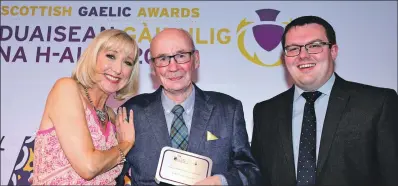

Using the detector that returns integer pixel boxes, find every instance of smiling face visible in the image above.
[94,46,135,94]
[283,23,338,91]
[150,29,200,96]
[71,29,140,99]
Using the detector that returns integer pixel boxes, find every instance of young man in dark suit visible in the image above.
[251,15,398,186]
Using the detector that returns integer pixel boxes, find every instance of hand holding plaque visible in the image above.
[155,146,213,185]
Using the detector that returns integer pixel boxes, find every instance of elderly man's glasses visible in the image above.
[284,41,332,57]
[151,50,195,67]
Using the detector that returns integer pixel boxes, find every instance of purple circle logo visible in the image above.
[237,9,291,67]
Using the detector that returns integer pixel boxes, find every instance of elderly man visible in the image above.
[251,15,398,186]
[116,28,261,186]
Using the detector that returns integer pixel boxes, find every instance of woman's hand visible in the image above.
[115,107,135,149]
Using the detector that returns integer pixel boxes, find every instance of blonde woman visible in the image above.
[32,29,139,185]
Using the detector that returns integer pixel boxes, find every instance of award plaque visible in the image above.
[155,146,213,185]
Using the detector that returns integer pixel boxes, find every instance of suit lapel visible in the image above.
[316,74,350,175]
[144,87,171,148]
[277,86,297,183]
[187,84,214,154]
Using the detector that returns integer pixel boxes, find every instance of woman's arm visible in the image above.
[46,77,133,180]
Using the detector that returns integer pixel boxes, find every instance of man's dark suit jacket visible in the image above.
[116,84,262,186]
[251,73,398,186]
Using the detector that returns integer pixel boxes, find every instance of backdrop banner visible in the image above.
[1,1,397,185]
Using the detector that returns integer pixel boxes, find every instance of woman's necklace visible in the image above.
[83,86,108,124]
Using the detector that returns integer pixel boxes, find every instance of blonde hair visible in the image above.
[71,29,140,100]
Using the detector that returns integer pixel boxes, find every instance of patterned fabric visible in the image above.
[297,91,322,186]
[170,105,189,150]
[32,106,122,185]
